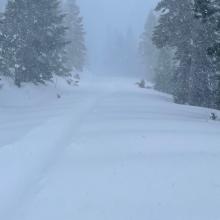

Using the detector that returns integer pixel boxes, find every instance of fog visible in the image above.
[0,0,158,76]
[78,0,158,75]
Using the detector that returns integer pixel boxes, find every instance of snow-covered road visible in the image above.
[1,76,220,220]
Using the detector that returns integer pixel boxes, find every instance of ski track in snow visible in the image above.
[0,76,220,220]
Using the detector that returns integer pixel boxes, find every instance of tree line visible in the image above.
[0,0,86,87]
[139,0,220,109]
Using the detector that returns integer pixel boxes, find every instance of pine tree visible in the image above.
[194,0,220,60]
[188,18,214,107]
[154,47,173,94]
[194,0,216,19]
[2,0,69,86]
[194,0,220,108]
[0,12,6,77]
[153,0,193,104]
[193,1,220,69]
[153,0,214,107]
[64,0,86,72]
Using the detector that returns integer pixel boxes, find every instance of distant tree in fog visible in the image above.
[139,11,158,81]
[102,28,138,75]
[64,0,86,72]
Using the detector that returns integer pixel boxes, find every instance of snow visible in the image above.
[0,75,220,220]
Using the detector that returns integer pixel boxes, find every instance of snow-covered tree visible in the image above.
[194,0,216,19]
[187,18,215,107]
[2,0,69,86]
[153,0,214,107]
[64,0,86,72]
[0,12,6,77]
[194,1,220,63]
[153,0,193,104]
[154,47,174,94]
[194,0,220,108]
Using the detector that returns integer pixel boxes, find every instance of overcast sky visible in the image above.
[79,0,157,32]
[77,0,158,73]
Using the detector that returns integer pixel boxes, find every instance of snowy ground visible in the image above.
[0,75,220,220]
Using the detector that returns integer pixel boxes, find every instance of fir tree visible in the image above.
[153,0,214,106]
[153,0,193,104]
[194,0,220,108]
[188,18,214,107]
[154,47,173,94]
[2,0,69,86]
[194,0,216,19]
[193,0,220,67]
[0,12,6,77]
[64,0,86,72]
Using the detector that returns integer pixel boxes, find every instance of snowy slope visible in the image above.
[0,76,220,220]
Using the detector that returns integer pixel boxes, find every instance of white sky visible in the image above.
[77,0,158,72]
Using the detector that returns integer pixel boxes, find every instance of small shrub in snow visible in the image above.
[210,112,218,121]
[136,80,146,89]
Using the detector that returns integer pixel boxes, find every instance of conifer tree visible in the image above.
[154,47,173,94]
[188,18,214,107]
[194,0,220,108]
[153,0,193,104]
[64,0,86,72]
[0,12,6,77]
[152,0,214,106]
[2,0,69,86]
[194,0,216,19]
[194,0,220,61]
